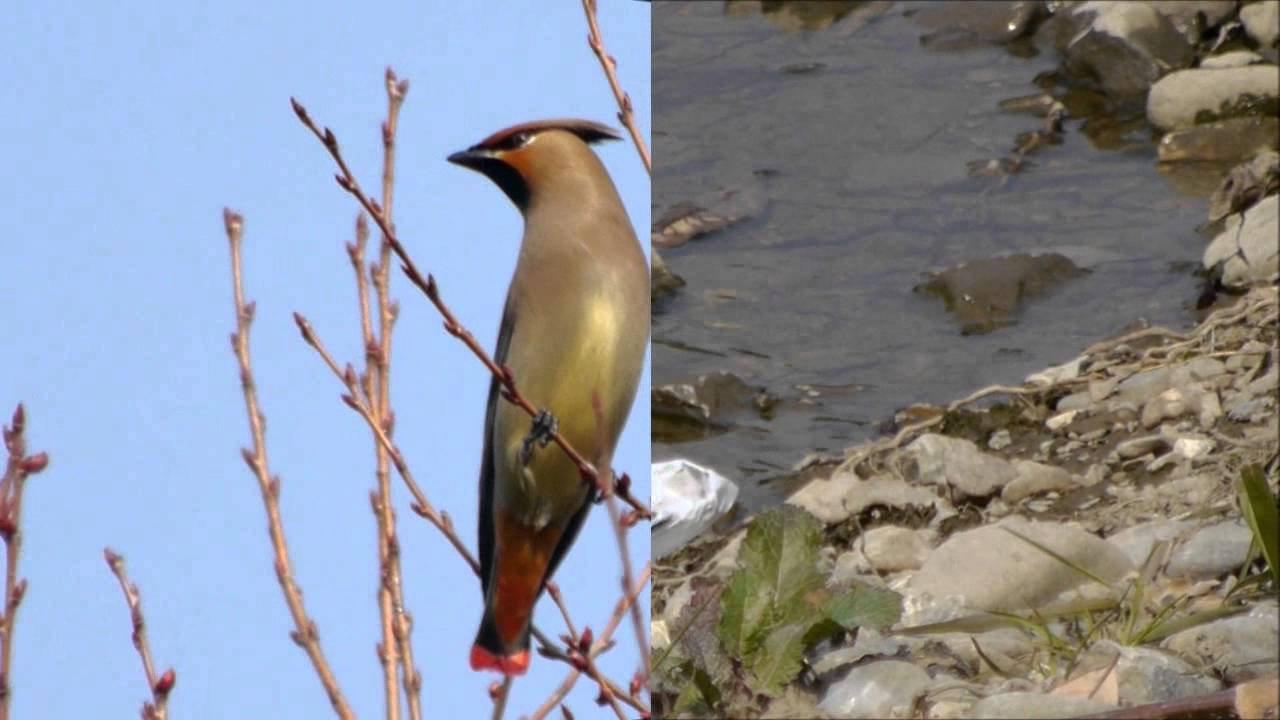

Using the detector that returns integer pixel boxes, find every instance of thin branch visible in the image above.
[288,97,651,521]
[293,311,573,658]
[223,209,355,720]
[489,677,513,720]
[0,404,47,719]
[104,548,175,720]
[580,0,651,175]
[531,563,653,720]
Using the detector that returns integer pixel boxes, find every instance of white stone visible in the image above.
[1148,66,1280,130]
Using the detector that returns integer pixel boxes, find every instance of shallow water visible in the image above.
[652,1,1213,510]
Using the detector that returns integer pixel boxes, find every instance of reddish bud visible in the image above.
[595,687,611,706]
[154,668,176,696]
[560,705,576,720]
[487,681,502,701]
[579,627,594,653]
[21,452,48,474]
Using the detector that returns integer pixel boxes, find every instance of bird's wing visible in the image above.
[478,302,517,595]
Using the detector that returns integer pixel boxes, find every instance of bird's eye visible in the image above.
[509,131,531,148]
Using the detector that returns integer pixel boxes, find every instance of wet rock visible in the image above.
[1162,604,1280,682]
[1151,1,1239,40]
[1157,116,1280,162]
[1062,1,1194,97]
[915,253,1086,334]
[1208,150,1279,222]
[1241,0,1280,47]
[912,0,1048,46]
[907,434,1018,500]
[1002,460,1082,502]
[1166,519,1253,580]
[652,371,780,428]
[1148,65,1280,131]
[652,202,739,249]
[1200,49,1267,69]
[968,691,1115,718]
[1107,518,1192,566]
[651,249,685,301]
[788,472,947,526]
[818,660,932,719]
[1204,194,1280,288]
[905,517,1133,616]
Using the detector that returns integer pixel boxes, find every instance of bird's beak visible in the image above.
[447,147,495,170]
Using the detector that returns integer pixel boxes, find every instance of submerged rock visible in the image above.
[652,371,780,429]
[1157,116,1280,162]
[915,253,1086,335]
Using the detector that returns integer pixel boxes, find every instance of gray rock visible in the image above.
[1094,641,1223,705]
[1148,65,1280,130]
[1162,604,1280,682]
[1151,1,1240,38]
[906,517,1133,615]
[1056,391,1094,412]
[1142,388,1192,428]
[968,691,1115,718]
[1203,194,1280,288]
[907,433,1018,499]
[811,627,916,676]
[1241,0,1280,47]
[859,525,933,573]
[1116,434,1170,459]
[818,660,932,719]
[1002,460,1082,502]
[1107,518,1192,566]
[1166,520,1254,580]
[1064,1,1194,96]
[1200,50,1267,69]
[1208,150,1279,223]
[1227,395,1272,421]
[1115,367,1173,406]
[788,472,946,525]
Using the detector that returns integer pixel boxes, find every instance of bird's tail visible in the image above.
[470,611,532,676]
[470,513,562,676]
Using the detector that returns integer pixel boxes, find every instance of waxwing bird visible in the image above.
[447,119,649,676]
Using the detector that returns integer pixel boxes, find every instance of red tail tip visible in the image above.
[470,645,530,676]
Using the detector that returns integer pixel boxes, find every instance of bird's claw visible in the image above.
[519,409,558,466]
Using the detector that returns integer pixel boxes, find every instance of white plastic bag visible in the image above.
[653,459,739,559]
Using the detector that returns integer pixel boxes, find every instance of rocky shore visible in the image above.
[652,1,1279,718]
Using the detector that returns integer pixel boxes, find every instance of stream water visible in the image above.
[652,1,1216,511]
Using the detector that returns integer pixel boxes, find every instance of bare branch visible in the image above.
[0,404,47,719]
[223,209,355,720]
[104,548,174,720]
[580,0,651,175]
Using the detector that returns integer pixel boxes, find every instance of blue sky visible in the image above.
[3,1,650,717]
